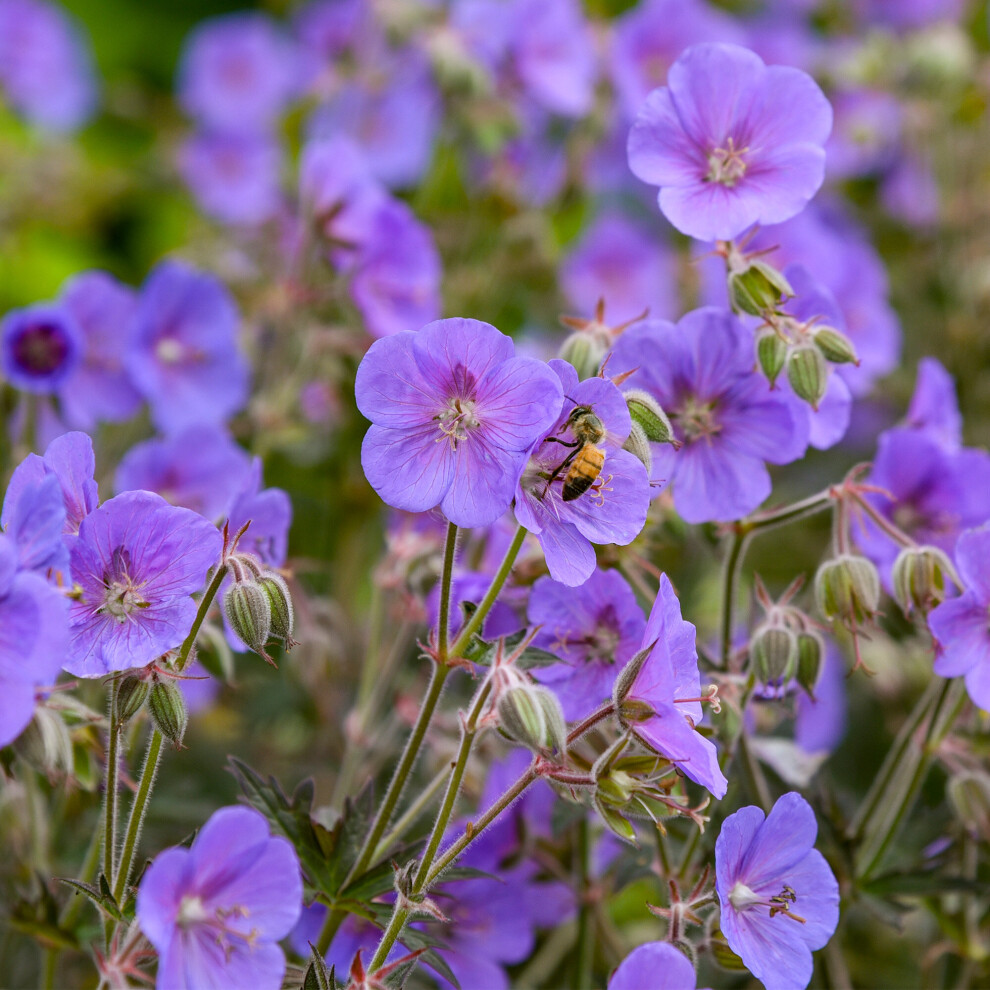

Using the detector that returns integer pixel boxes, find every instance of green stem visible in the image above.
[437,522,458,660]
[574,818,594,990]
[372,762,451,862]
[736,731,772,813]
[103,682,121,889]
[855,678,966,880]
[111,563,226,909]
[40,945,56,990]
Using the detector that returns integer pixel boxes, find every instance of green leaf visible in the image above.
[472,630,563,670]
[56,875,125,924]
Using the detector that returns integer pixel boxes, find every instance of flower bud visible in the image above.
[496,684,566,756]
[796,631,824,698]
[617,697,655,723]
[891,545,959,616]
[786,343,828,409]
[756,327,788,386]
[613,643,652,705]
[750,624,798,686]
[948,770,990,840]
[559,332,605,381]
[259,571,296,645]
[115,673,151,726]
[728,260,794,317]
[148,679,188,748]
[622,421,653,473]
[624,389,676,445]
[814,554,881,626]
[593,793,638,844]
[224,580,272,659]
[710,931,748,971]
[812,326,859,365]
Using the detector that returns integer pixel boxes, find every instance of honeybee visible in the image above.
[542,404,608,502]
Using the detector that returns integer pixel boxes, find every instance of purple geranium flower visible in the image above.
[715,792,839,990]
[115,426,252,522]
[610,0,743,121]
[904,357,961,451]
[348,199,443,339]
[355,318,562,528]
[0,0,97,132]
[289,904,406,975]
[2,431,99,551]
[609,308,808,524]
[929,526,990,709]
[1,303,83,394]
[178,13,299,132]
[64,491,222,677]
[179,130,283,227]
[127,261,249,434]
[609,941,699,990]
[514,362,651,587]
[137,806,302,990]
[560,212,677,326]
[627,43,832,241]
[529,568,646,720]
[0,533,69,747]
[1,471,67,579]
[225,459,292,568]
[622,574,727,799]
[57,271,142,428]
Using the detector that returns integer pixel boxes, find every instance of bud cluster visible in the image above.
[814,554,881,629]
[749,580,823,697]
[222,553,297,667]
[891,545,959,616]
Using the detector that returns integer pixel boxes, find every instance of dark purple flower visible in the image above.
[0,0,97,132]
[348,199,443,339]
[0,533,69,747]
[115,427,252,522]
[64,491,222,677]
[609,308,808,524]
[2,431,99,550]
[514,362,651,587]
[137,806,302,990]
[856,428,990,584]
[715,792,839,990]
[623,574,727,799]
[178,13,299,132]
[179,131,283,226]
[529,568,646,720]
[610,0,743,121]
[127,261,249,434]
[57,271,142,428]
[508,0,596,119]
[929,526,990,709]
[560,212,677,326]
[627,43,831,241]
[308,47,439,188]
[356,318,563,528]
[609,941,698,990]
[1,303,83,394]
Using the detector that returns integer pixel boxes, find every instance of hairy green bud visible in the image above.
[622,421,653,473]
[756,327,788,386]
[223,580,273,661]
[497,684,566,756]
[812,326,859,365]
[891,545,959,616]
[148,679,188,748]
[786,343,828,409]
[796,631,824,698]
[624,389,676,445]
[750,624,798,686]
[728,260,794,317]
[260,571,295,645]
[115,673,151,726]
[559,332,605,381]
[814,554,881,626]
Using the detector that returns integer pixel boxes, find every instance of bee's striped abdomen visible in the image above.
[562,445,605,502]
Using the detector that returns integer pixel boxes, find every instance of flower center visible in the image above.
[12,322,70,376]
[99,546,149,622]
[706,137,748,187]
[155,337,186,365]
[673,395,721,443]
[729,881,807,924]
[177,894,260,957]
[434,396,480,450]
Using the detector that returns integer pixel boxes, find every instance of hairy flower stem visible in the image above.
[719,489,835,667]
[854,677,966,880]
[317,524,528,955]
[372,762,451,862]
[437,522,458,660]
[102,681,121,893]
[575,817,595,989]
[110,562,227,911]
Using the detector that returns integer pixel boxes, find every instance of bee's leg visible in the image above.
[541,449,577,500]
[543,437,579,447]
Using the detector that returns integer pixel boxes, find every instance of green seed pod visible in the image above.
[812,326,859,365]
[796,631,824,698]
[115,674,151,726]
[497,684,566,755]
[948,771,990,839]
[593,793,638,845]
[622,421,653,473]
[148,679,188,748]
[750,624,798,686]
[260,571,295,644]
[814,554,881,625]
[612,643,652,705]
[891,545,958,616]
[559,332,605,381]
[787,343,828,409]
[223,580,272,657]
[728,260,794,317]
[624,389,676,445]
[756,328,788,386]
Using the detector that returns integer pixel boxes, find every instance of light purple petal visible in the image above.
[361,423,456,515]
[609,941,697,990]
[930,595,988,677]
